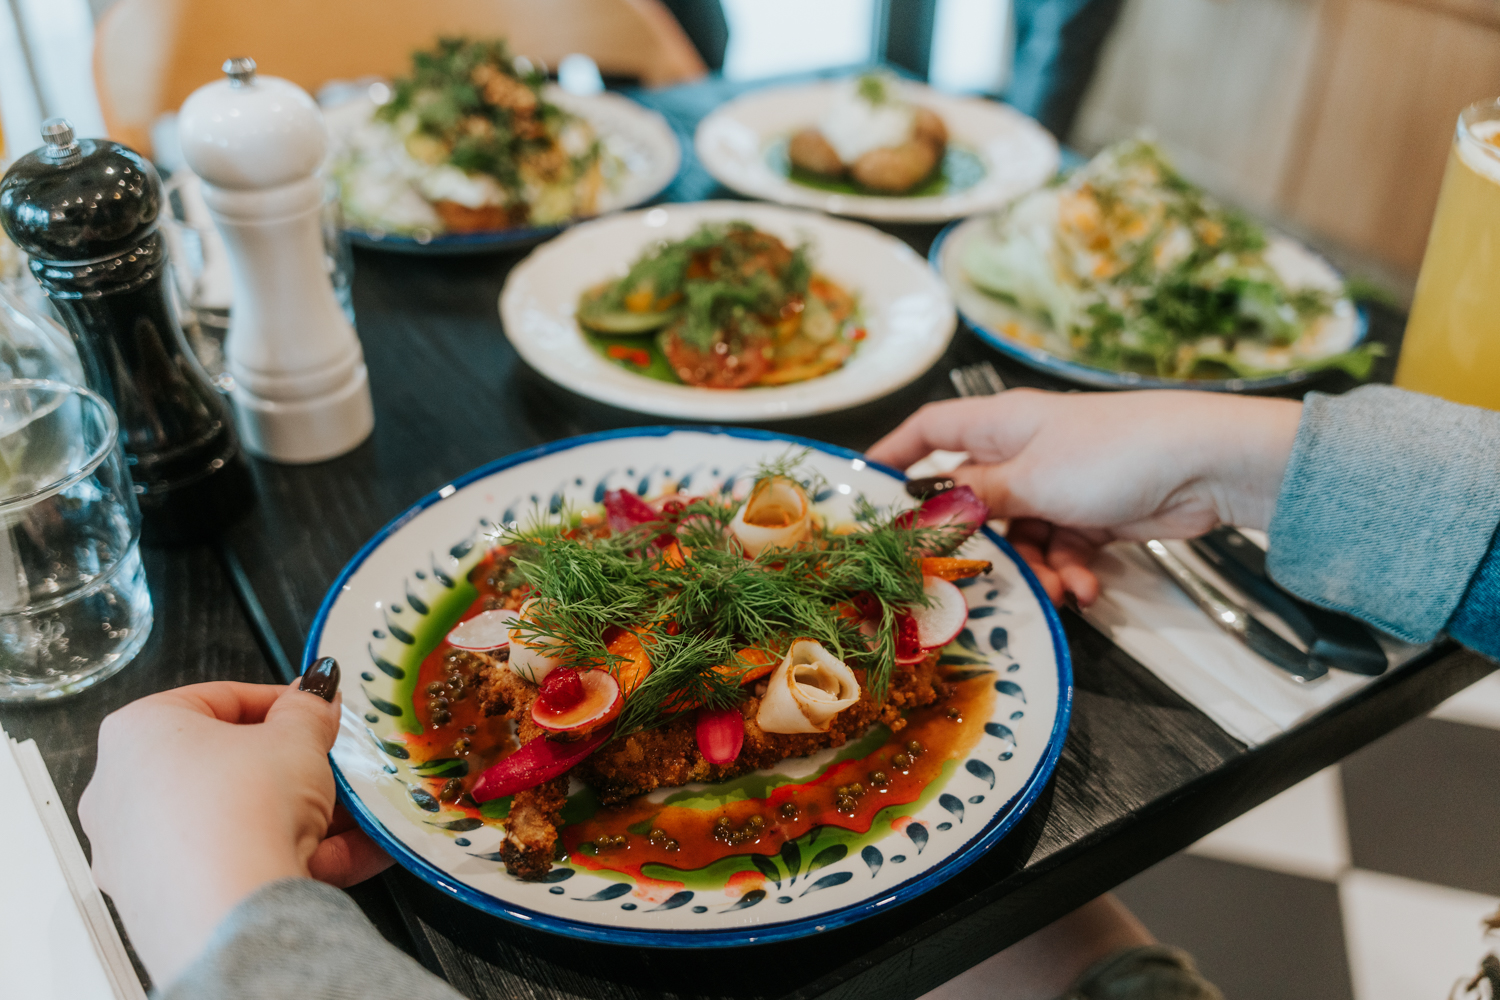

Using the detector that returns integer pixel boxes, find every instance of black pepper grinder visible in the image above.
[0,118,252,544]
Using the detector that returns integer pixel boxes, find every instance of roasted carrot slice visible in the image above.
[665,647,778,713]
[599,628,652,695]
[920,557,993,581]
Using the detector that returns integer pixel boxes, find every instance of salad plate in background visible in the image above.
[933,141,1372,391]
[695,77,1058,223]
[322,39,679,254]
[309,428,1071,945]
[499,201,956,421]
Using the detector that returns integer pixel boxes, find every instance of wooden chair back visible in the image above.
[94,0,706,155]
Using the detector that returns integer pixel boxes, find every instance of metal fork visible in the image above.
[950,360,1007,398]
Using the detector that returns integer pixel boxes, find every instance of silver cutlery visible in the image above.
[949,360,1007,398]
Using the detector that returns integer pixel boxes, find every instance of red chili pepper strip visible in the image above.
[695,706,744,765]
[603,488,658,533]
[472,727,612,802]
[631,349,652,367]
[606,344,632,360]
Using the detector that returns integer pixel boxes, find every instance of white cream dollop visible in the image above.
[756,640,861,734]
[729,476,812,558]
[818,79,916,165]
[507,599,563,684]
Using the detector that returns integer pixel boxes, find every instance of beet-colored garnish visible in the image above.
[896,485,989,554]
[603,488,658,534]
[537,668,584,712]
[894,612,925,663]
[851,590,881,621]
[696,706,745,765]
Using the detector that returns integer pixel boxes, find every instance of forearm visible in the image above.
[1266,384,1500,648]
[160,879,464,1000]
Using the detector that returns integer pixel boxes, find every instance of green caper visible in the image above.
[892,753,911,768]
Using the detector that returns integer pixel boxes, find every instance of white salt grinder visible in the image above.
[178,57,374,464]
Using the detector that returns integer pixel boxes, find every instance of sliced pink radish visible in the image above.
[912,575,968,649]
[695,706,745,764]
[895,485,988,554]
[531,669,622,734]
[446,609,519,651]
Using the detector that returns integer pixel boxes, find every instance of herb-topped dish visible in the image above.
[499,202,956,421]
[312,429,1070,944]
[576,222,860,389]
[934,141,1371,390]
[323,38,678,253]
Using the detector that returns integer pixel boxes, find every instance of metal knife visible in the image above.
[1189,526,1387,676]
[1141,540,1327,682]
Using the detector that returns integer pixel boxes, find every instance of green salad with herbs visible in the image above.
[961,141,1374,380]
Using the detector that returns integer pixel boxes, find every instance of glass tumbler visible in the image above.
[0,380,152,700]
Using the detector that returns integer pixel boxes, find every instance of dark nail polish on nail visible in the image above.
[905,476,956,500]
[300,656,339,702]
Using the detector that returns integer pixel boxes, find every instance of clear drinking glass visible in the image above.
[0,380,152,700]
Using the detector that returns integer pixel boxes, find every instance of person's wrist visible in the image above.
[1196,397,1303,530]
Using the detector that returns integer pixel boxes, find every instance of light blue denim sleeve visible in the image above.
[1266,384,1500,651]
[160,878,463,1000]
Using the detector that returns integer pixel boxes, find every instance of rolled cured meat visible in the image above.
[729,476,812,558]
[756,640,860,734]
[508,599,563,684]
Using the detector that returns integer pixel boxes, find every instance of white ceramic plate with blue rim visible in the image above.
[307,428,1072,946]
[499,201,957,421]
[930,216,1369,392]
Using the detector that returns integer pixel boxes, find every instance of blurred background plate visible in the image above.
[694,79,1058,223]
[930,216,1369,393]
[499,201,956,420]
[336,89,681,254]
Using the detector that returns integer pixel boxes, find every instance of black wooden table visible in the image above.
[1,74,1493,999]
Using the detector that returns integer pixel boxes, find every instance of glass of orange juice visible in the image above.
[1395,98,1500,409]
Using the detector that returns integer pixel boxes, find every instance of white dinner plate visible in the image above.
[498,202,957,420]
[694,80,1059,223]
[326,87,681,254]
[309,428,1072,946]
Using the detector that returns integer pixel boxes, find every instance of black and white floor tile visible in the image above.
[928,671,1500,999]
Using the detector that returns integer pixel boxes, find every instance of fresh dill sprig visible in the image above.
[495,462,965,738]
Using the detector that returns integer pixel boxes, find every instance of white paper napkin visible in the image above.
[0,725,146,1000]
[905,450,1427,747]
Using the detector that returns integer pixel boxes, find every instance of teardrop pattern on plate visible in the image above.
[365,728,409,758]
[906,822,929,855]
[577,883,633,902]
[799,871,852,896]
[649,891,695,912]
[940,793,965,823]
[994,680,1025,703]
[408,785,440,812]
[426,817,482,832]
[367,644,405,680]
[861,845,883,878]
[542,868,574,882]
[985,722,1016,747]
[722,889,767,912]
[990,627,1010,655]
[780,840,802,885]
[364,689,403,717]
[751,854,782,889]
[807,844,848,876]
[966,759,996,788]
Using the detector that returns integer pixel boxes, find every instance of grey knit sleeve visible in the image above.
[159,878,464,1000]
[1266,384,1500,643]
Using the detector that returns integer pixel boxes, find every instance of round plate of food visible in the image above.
[498,201,956,420]
[308,428,1071,946]
[932,140,1373,391]
[694,73,1058,223]
[322,39,679,254]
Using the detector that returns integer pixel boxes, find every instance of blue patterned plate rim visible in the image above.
[305,425,1073,947]
[928,221,1370,393]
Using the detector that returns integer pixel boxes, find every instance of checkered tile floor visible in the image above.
[936,671,1500,999]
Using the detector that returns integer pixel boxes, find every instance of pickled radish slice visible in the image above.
[912,575,968,649]
[531,669,622,733]
[446,609,518,651]
[508,599,562,684]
